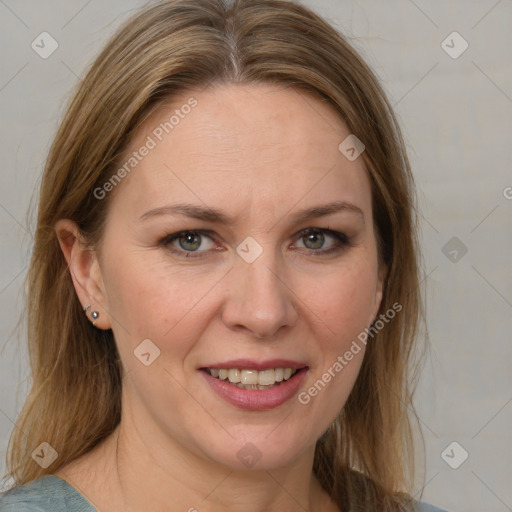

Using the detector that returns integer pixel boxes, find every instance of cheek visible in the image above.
[304,256,379,343]
[101,252,225,348]
[295,261,377,424]
[101,256,220,410]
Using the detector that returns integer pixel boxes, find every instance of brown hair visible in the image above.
[4,1,424,509]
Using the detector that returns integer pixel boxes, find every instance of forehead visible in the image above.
[108,83,372,221]
[143,84,349,165]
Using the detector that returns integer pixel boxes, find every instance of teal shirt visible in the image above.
[0,476,95,511]
[0,475,449,511]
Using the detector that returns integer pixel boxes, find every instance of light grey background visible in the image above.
[1,1,511,511]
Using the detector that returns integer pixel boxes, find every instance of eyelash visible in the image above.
[159,228,350,259]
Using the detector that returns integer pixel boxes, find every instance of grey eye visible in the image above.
[302,230,325,250]
[178,233,202,251]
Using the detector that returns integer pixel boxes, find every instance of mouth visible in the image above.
[199,361,309,411]
[202,367,300,390]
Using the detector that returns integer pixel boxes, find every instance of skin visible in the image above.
[55,83,384,512]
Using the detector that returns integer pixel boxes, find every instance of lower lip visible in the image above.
[200,368,308,411]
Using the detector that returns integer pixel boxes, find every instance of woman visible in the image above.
[0,0,448,510]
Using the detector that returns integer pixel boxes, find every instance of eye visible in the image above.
[160,230,218,257]
[292,228,349,255]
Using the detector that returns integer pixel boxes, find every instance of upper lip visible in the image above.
[200,359,308,371]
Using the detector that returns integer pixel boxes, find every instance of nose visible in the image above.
[221,251,298,339]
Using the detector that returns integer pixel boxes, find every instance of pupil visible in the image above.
[180,233,200,251]
[305,231,324,249]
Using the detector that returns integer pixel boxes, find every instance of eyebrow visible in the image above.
[139,200,364,225]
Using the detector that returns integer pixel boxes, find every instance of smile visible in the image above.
[205,367,298,389]
[200,364,308,411]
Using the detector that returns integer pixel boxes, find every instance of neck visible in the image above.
[56,393,339,512]
[108,420,334,512]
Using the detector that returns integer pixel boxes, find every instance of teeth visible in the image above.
[258,369,275,386]
[227,369,241,383]
[236,383,278,390]
[207,367,298,386]
[241,369,258,385]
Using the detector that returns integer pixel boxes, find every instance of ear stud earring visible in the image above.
[83,304,99,325]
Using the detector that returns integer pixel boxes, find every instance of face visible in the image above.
[81,84,383,470]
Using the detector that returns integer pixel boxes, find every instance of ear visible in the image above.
[369,264,386,324]
[55,219,111,330]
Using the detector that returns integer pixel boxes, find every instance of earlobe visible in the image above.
[54,219,111,330]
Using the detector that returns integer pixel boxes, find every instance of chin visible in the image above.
[194,427,316,472]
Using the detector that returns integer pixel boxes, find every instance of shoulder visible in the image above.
[0,475,96,512]
[417,501,450,512]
